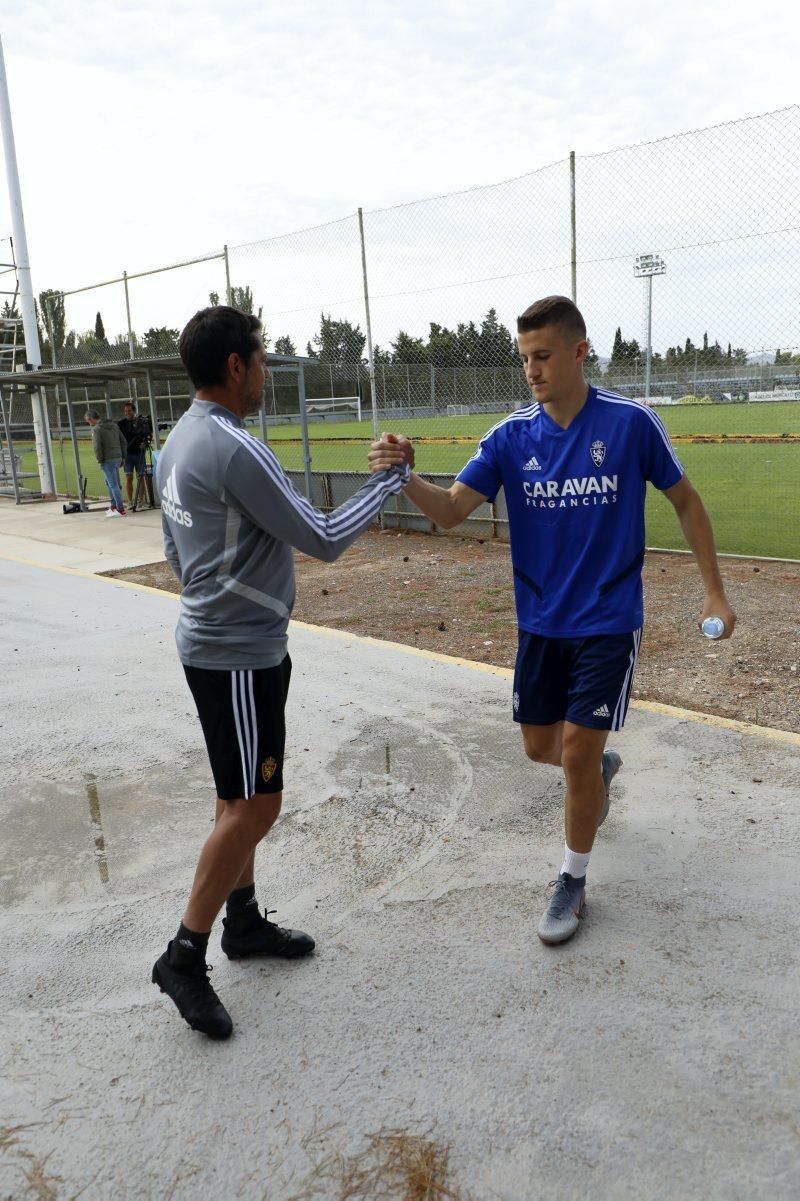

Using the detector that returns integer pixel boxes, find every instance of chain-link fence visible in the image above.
[13,105,800,557]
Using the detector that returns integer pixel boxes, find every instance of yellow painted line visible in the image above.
[0,552,179,600]
[3,552,799,747]
[290,619,514,679]
[292,620,800,745]
[628,699,800,747]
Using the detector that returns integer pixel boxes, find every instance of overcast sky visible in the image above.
[1,1,799,355]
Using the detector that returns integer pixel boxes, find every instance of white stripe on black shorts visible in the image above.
[183,657,291,800]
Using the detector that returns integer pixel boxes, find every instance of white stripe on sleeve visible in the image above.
[211,416,399,542]
[595,390,683,474]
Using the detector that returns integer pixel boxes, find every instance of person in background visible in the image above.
[117,401,153,509]
[85,409,127,517]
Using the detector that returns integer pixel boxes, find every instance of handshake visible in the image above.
[368,432,415,476]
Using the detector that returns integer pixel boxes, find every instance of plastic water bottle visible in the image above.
[701,617,725,640]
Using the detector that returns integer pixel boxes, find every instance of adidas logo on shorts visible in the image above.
[523,455,542,471]
[593,703,610,718]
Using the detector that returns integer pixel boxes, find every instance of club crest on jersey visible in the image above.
[261,757,277,783]
[590,440,606,468]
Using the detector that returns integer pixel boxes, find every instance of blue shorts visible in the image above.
[124,450,146,475]
[513,628,642,731]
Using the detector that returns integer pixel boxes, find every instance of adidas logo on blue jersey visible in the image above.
[523,455,542,471]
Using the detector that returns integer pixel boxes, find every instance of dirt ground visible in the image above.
[111,528,800,734]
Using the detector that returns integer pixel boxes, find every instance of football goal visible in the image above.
[446,404,470,416]
[305,395,362,422]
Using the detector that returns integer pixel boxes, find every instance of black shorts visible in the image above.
[513,629,642,731]
[184,657,291,800]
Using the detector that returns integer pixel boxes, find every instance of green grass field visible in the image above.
[10,401,800,558]
[262,400,800,444]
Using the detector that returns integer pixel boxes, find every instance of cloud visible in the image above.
[1,0,798,354]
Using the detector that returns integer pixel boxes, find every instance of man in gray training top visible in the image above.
[152,305,408,1039]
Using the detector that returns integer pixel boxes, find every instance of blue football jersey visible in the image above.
[456,386,684,636]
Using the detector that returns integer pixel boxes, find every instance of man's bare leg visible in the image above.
[520,721,564,767]
[214,795,260,892]
[523,721,611,944]
[560,723,609,853]
[183,792,281,933]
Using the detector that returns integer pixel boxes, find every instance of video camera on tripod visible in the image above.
[132,436,160,512]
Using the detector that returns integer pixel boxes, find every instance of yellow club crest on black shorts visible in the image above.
[261,757,277,783]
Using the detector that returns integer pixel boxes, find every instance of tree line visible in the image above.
[3,289,787,374]
[607,326,750,373]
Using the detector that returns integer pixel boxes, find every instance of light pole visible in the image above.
[0,36,57,496]
[634,253,666,404]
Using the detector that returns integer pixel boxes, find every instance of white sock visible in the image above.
[560,843,591,880]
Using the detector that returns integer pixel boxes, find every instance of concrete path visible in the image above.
[0,497,164,572]
[0,552,798,1200]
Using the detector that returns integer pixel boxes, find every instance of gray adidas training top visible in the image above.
[157,399,408,670]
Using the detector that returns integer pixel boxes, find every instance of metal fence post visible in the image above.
[297,363,312,498]
[62,377,87,510]
[259,383,268,442]
[123,270,138,405]
[42,301,64,493]
[145,368,160,448]
[223,244,232,305]
[357,207,380,439]
[569,150,577,303]
[44,295,58,367]
[123,270,134,358]
[644,274,653,402]
[0,38,57,498]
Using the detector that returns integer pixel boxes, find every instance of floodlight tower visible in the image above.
[0,36,56,496]
[634,253,666,404]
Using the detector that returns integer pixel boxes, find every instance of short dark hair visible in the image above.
[179,306,263,389]
[123,401,136,411]
[517,296,586,341]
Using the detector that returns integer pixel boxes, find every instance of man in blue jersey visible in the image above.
[369,295,736,945]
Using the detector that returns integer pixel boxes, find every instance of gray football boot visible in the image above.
[598,749,623,827]
[537,873,587,945]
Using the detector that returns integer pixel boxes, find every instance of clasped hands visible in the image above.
[368,432,415,475]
